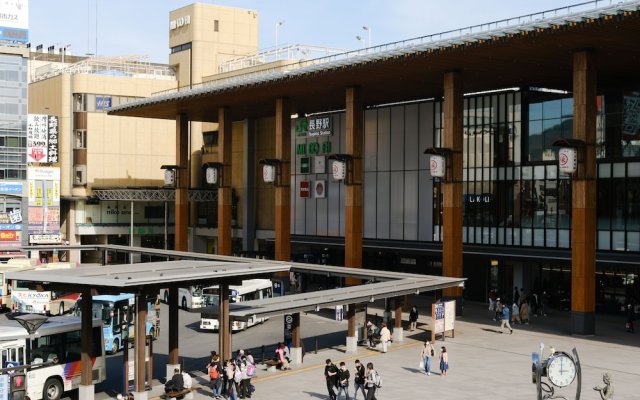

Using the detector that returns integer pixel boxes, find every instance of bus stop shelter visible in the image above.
[7,249,464,400]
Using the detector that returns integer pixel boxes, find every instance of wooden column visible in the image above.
[275,98,291,262]
[394,297,403,329]
[218,282,231,360]
[175,114,189,251]
[442,71,464,302]
[218,108,233,256]
[347,304,356,337]
[80,289,93,386]
[292,312,301,347]
[168,287,179,365]
[135,293,148,393]
[345,87,363,286]
[571,50,597,335]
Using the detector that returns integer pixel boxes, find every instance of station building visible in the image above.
[110,1,640,334]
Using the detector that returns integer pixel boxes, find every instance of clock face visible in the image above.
[547,354,577,387]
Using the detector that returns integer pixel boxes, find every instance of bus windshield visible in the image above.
[92,302,113,326]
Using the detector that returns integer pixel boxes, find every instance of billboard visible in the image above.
[27,114,59,163]
[0,0,28,43]
[27,167,61,244]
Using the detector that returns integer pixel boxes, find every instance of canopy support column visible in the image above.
[79,289,94,400]
[167,287,180,381]
[393,297,404,343]
[133,293,149,400]
[218,282,231,360]
[218,107,233,256]
[346,304,357,353]
[289,312,303,365]
[175,113,189,251]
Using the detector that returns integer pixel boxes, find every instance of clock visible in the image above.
[546,352,577,387]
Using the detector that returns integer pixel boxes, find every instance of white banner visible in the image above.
[0,0,28,30]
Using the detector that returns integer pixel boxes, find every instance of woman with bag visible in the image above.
[207,354,223,399]
[420,340,435,375]
[364,362,378,400]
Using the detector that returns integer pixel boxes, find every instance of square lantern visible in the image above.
[558,147,577,174]
[205,166,218,185]
[161,165,179,187]
[332,160,347,181]
[424,147,452,180]
[263,164,276,183]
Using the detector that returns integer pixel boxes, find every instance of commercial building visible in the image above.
[112,1,640,334]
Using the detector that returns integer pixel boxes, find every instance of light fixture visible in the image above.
[259,159,282,185]
[161,165,179,187]
[423,147,452,181]
[328,154,354,184]
[552,138,586,176]
[369,296,375,303]
[203,162,224,186]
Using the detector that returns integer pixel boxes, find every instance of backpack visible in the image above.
[209,364,220,379]
[374,370,382,388]
[234,367,242,383]
[246,362,256,377]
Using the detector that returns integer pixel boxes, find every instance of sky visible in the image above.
[27,0,585,64]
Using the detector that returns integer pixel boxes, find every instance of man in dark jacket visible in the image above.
[324,359,338,400]
[165,367,185,394]
[353,360,366,400]
[336,362,351,400]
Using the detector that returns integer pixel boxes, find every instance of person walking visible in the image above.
[626,304,635,333]
[364,362,378,400]
[439,346,449,376]
[500,302,514,334]
[325,359,338,400]
[379,323,391,353]
[207,353,223,399]
[420,340,435,375]
[353,360,366,400]
[512,302,521,324]
[409,306,419,331]
[520,299,530,324]
[336,362,350,400]
[514,286,520,306]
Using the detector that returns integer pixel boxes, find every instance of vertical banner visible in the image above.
[27,114,59,163]
[283,314,293,344]
[28,167,61,244]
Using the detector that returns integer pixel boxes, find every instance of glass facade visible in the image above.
[0,53,27,180]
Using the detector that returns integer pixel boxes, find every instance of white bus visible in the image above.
[159,286,204,310]
[0,258,36,310]
[9,262,77,315]
[200,279,272,332]
[0,315,105,400]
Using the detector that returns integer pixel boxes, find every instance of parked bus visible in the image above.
[0,258,37,310]
[200,279,272,332]
[159,286,204,310]
[75,293,159,354]
[0,315,105,400]
[9,262,77,315]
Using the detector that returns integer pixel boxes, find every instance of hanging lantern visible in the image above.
[558,147,577,174]
[430,155,446,178]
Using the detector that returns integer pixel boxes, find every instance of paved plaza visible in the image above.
[104,300,639,400]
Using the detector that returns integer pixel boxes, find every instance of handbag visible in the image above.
[419,360,424,369]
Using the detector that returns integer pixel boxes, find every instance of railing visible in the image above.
[218,44,347,73]
[144,0,637,98]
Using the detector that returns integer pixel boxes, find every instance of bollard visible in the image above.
[315,337,318,354]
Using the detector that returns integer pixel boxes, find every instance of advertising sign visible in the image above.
[0,0,28,43]
[283,314,293,341]
[27,114,59,163]
[431,300,456,341]
[11,290,52,313]
[0,183,22,194]
[0,374,8,400]
[28,167,61,243]
[96,96,112,110]
[299,181,310,199]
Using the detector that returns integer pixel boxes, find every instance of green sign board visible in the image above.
[300,157,310,174]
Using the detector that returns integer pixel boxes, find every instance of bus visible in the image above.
[9,262,77,315]
[0,258,37,310]
[0,315,105,400]
[200,279,272,332]
[76,293,160,354]
[159,286,204,310]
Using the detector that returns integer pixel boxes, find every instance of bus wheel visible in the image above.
[181,297,187,310]
[58,303,65,315]
[43,378,63,400]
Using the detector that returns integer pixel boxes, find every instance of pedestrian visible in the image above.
[164,367,185,394]
[238,357,252,399]
[409,306,419,331]
[207,353,223,399]
[379,323,391,353]
[439,347,449,376]
[336,362,350,400]
[512,302,521,324]
[500,302,514,334]
[353,360,366,400]
[324,359,338,400]
[520,299,530,324]
[531,293,539,316]
[494,298,502,321]
[276,342,291,370]
[225,359,237,397]
[364,362,378,400]
[383,306,392,327]
[420,340,435,375]
[514,286,520,306]
[366,321,378,348]
[626,304,635,333]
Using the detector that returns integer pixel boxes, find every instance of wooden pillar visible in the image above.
[442,71,464,303]
[571,50,597,335]
[174,114,189,251]
[218,107,233,255]
[218,282,231,360]
[80,289,93,386]
[275,98,291,262]
[135,293,148,393]
[347,304,356,337]
[345,87,363,286]
[292,312,301,347]
[168,288,179,365]
[394,297,403,329]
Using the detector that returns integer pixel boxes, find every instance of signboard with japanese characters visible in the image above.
[27,114,59,163]
[294,116,333,137]
[299,181,310,199]
[431,300,456,342]
[27,167,61,243]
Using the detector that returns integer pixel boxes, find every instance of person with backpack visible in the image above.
[324,359,338,400]
[353,360,366,400]
[364,362,379,400]
[336,361,350,400]
[225,359,237,398]
[500,302,514,334]
[207,353,223,399]
[238,358,252,399]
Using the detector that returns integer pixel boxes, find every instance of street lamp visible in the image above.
[203,162,226,187]
[362,26,371,48]
[275,21,285,60]
[14,314,49,363]
[356,35,364,50]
